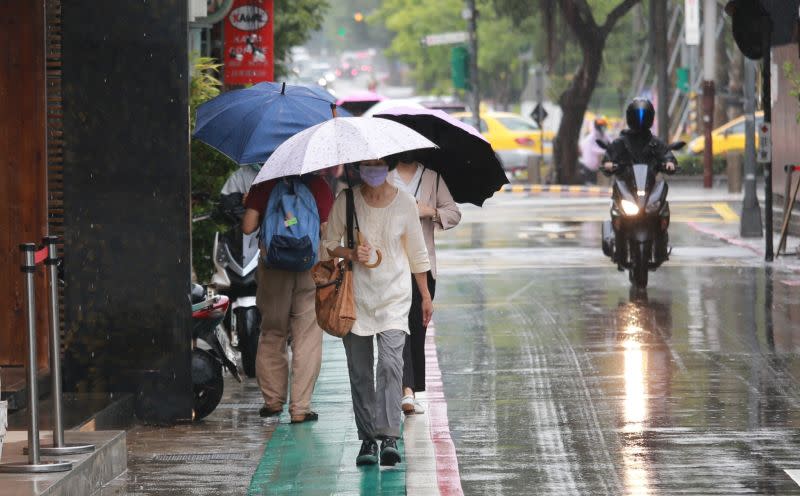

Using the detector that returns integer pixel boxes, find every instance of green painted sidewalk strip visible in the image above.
[248,335,407,496]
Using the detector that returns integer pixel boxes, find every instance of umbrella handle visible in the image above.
[357,231,382,269]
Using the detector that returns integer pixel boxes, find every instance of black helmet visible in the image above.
[626,98,655,132]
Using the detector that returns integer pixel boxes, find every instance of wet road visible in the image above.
[433,193,800,495]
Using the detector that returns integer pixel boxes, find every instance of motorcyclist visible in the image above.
[602,98,676,272]
[602,98,677,174]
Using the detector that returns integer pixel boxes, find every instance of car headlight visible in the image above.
[621,199,640,216]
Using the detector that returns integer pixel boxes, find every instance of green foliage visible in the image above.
[273,0,330,78]
[320,0,392,52]
[190,55,238,282]
[372,0,534,104]
[783,62,800,124]
[674,154,730,176]
[190,56,222,127]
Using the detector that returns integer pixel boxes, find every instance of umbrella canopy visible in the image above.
[362,99,426,117]
[193,82,351,165]
[375,107,508,206]
[253,117,437,184]
[335,90,386,105]
[336,91,387,117]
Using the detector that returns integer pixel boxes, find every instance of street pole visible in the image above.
[651,0,669,140]
[702,0,716,189]
[466,0,480,131]
[740,58,762,237]
[761,15,774,261]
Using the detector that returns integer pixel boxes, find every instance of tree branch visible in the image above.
[602,0,642,36]
[560,0,598,33]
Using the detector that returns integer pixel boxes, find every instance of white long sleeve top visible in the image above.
[322,186,431,336]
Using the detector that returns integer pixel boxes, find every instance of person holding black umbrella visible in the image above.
[385,151,461,415]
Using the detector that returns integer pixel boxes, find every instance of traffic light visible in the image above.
[724,0,768,60]
[451,46,470,90]
[354,12,364,22]
[337,26,347,37]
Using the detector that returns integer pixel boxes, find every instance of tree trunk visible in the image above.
[553,41,605,184]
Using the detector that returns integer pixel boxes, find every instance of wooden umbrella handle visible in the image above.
[357,231,382,269]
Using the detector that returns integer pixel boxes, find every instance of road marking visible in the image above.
[784,469,800,487]
[711,202,740,222]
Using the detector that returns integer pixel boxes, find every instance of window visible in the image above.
[496,116,540,131]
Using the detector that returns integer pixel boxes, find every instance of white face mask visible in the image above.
[360,165,389,187]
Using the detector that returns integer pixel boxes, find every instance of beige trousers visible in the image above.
[255,263,322,416]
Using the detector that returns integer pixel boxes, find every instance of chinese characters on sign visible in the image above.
[224,0,274,85]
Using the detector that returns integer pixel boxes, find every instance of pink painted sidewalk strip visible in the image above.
[425,322,464,496]
[687,221,764,255]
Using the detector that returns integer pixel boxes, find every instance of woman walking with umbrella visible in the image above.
[385,151,461,415]
[322,159,433,466]
[250,116,439,466]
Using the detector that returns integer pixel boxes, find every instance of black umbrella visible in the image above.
[374,107,508,206]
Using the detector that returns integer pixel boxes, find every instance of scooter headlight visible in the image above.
[620,199,640,216]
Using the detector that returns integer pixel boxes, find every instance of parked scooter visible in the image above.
[211,192,261,378]
[597,140,685,289]
[191,284,241,420]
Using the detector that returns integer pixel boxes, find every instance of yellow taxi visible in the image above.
[453,111,555,155]
[688,112,763,155]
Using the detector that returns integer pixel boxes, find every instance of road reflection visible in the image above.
[616,291,674,496]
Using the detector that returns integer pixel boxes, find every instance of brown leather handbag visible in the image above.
[311,188,357,337]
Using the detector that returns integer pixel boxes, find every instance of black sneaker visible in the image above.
[379,438,401,466]
[356,440,379,466]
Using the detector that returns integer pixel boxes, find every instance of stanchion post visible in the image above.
[0,244,71,473]
[37,236,94,456]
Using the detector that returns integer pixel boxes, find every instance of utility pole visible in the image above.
[702,0,716,188]
[740,58,762,237]
[465,0,480,131]
[651,0,669,140]
[761,15,774,261]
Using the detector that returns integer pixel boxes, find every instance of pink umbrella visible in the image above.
[336,91,386,116]
[335,90,386,105]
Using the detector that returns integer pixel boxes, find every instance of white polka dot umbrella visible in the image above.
[252,117,437,184]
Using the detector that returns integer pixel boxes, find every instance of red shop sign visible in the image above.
[223,0,274,85]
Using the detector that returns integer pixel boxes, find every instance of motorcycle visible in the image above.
[211,192,262,378]
[597,140,685,289]
[191,284,241,420]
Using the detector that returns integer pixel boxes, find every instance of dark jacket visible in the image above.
[602,129,677,175]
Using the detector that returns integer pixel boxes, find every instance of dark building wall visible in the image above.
[0,1,51,369]
[60,1,192,424]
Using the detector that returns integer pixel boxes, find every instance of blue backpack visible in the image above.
[260,177,320,271]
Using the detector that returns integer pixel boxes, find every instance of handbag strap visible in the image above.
[413,165,425,198]
[345,188,356,270]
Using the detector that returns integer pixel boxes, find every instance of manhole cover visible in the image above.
[153,452,251,463]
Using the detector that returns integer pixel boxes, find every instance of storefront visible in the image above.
[0,0,193,425]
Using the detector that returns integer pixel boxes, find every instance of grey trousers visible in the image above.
[342,330,405,441]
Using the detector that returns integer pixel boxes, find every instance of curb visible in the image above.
[501,184,611,195]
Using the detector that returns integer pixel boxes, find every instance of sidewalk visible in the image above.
[111,331,462,495]
[248,330,461,495]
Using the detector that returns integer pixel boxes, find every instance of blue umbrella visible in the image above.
[193,82,351,165]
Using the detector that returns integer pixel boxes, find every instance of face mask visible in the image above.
[360,165,389,187]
